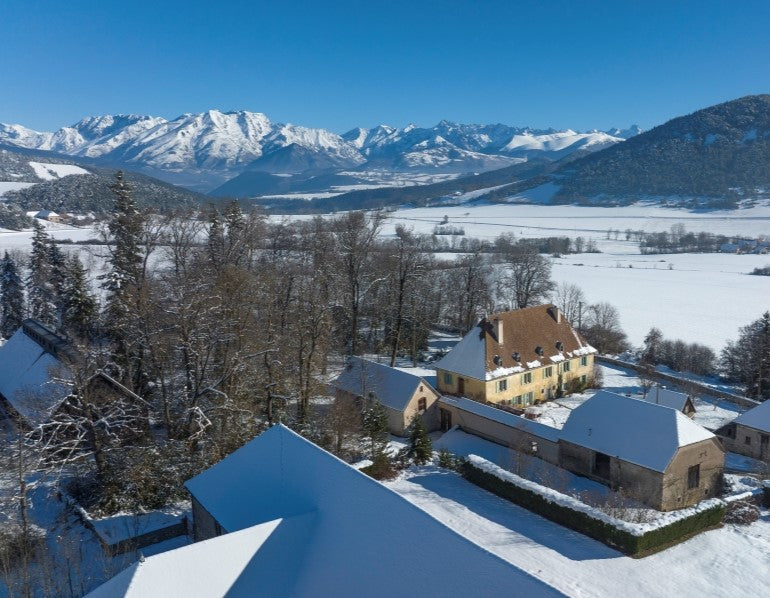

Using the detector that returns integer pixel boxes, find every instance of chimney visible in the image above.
[549,306,561,323]
[494,317,504,344]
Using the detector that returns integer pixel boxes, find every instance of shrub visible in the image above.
[723,500,760,525]
[462,461,725,555]
[361,452,399,481]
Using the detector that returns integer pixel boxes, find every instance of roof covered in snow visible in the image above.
[0,321,72,424]
[733,399,770,433]
[560,391,716,473]
[90,425,559,597]
[332,356,437,411]
[439,395,561,442]
[434,304,595,381]
[634,387,694,412]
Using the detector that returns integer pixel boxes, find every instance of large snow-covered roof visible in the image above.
[92,425,560,597]
[733,399,770,433]
[439,395,561,442]
[560,391,716,473]
[635,387,693,412]
[332,356,436,411]
[0,322,72,424]
[434,304,595,381]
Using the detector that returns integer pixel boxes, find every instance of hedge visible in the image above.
[462,461,725,556]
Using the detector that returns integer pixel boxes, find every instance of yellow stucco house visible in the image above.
[435,304,596,407]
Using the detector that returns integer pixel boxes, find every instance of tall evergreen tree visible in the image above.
[407,414,433,465]
[0,251,25,338]
[102,171,146,389]
[47,239,67,326]
[26,221,56,326]
[362,398,389,459]
[61,254,98,340]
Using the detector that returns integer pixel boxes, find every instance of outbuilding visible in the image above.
[558,391,724,511]
[331,357,440,435]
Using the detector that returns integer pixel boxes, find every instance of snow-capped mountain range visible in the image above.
[0,111,640,193]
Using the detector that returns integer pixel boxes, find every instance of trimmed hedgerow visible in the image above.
[461,461,725,556]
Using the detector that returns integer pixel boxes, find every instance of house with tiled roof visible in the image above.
[331,356,440,435]
[435,304,596,407]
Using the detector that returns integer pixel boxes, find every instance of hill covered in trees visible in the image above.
[553,94,770,206]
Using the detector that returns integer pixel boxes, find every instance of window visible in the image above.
[544,366,553,378]
[443,372,453,385]
[687,464,700,489]
[496,379,508,392]
[418,397,427,412]
[580,356,588,367]
[562,361,571,372]
[580,374,587,384]
[514,395,522,405]
[524,391,534,404]
[522,372,532,384]
[745,436,752,446]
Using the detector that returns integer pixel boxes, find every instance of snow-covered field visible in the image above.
[27,161,90,181]
[382,201,770,240]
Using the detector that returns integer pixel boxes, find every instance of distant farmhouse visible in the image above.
[718,400,770,462]
[25,210,62,223]
[435,305,596,407]
[86,425,560,597]
[331,356,440,435]
[0,320,142,428]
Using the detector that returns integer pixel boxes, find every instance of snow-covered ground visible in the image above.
[0,182,36,197]
[385,466,770,597]
[27,161,90,181]
[382,201,770,240]
[528,364,742,432]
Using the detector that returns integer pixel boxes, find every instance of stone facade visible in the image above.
[719,423,770,462]
[558,437,723,511]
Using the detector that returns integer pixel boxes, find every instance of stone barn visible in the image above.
[559,391,724,511]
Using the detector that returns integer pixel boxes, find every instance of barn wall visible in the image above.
[661,438,725,510]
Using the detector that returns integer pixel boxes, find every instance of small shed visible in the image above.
[559,391,723,511]
[331,357,440,435]
[635,387,696,417]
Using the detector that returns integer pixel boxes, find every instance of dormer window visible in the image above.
[555,341,564,351]
[493,355,503,366]
[511,352,520,362]
[535,346,544,357]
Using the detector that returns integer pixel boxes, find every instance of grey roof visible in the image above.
[332,357,436,411]
[140,425,563,598]
[0,323,72,424]
[560,391,716,473]
[434,327,488,380]
[635,387,693,412]
[733,400,770,433]
[439,395,561,442]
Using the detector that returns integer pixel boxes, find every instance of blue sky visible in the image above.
[1,0,769,133]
